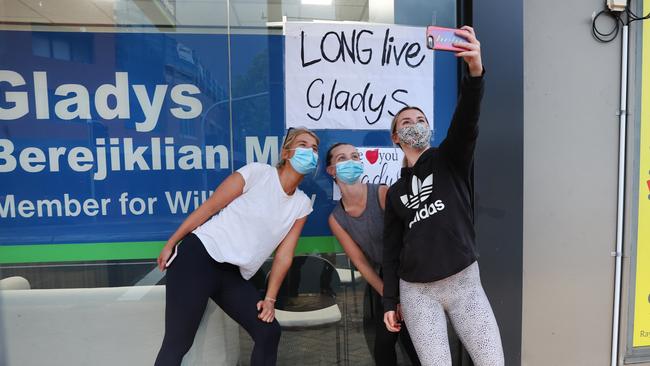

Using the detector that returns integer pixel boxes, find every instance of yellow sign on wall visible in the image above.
[633,0,650,348]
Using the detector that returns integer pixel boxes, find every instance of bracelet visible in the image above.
[264,297,276,303]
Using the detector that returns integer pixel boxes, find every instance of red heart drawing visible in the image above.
[365,149,379,164]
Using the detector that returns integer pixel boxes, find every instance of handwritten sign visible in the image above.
[285,22,434,130]
[333,147,404,200]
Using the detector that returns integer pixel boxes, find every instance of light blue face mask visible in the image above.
[335,160,364,185]
[289,147,319,175]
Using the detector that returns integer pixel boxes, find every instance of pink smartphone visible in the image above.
[426,26,468,52]
[165,245,179,268]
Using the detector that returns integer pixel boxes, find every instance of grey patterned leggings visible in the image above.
[399,262,504,366]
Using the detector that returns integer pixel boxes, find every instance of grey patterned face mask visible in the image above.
[397,122,432,149]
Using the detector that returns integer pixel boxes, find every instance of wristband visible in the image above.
[264,297,276,303]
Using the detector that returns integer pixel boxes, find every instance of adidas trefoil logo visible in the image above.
[400,174,445,228]
[400,174,433,209]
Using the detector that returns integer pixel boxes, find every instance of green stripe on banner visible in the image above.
[295,236,342,255]
[0,241,166,264]
[0,236,342,264]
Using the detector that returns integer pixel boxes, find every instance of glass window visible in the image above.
[0,1,459,365]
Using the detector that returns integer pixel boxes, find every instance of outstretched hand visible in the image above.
[454,26,483,77]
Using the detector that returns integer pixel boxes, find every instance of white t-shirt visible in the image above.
[193,163,313,280]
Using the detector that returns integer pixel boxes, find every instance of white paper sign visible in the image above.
[285,22,434,130]
[333,147,405,200]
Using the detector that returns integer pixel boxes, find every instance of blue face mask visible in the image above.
[335,160,364,185]
[289,147,318,175]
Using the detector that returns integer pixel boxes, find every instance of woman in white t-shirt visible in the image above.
[154,128,319,366]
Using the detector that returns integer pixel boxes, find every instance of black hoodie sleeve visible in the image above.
[438,71,485,175]
[382,186,403,312]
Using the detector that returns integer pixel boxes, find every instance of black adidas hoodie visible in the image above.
[382,73,484,312]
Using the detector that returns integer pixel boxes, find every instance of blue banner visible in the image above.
[0,30,456,251]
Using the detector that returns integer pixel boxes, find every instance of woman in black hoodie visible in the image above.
[382,26,504,366]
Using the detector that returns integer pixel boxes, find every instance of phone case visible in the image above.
[425,26,468,52]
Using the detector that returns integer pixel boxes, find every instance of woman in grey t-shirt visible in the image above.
[326,142,420,366]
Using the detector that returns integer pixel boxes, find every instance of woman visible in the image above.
[382,26,504,366]
[326,143,420,366]
[155,128,320,366]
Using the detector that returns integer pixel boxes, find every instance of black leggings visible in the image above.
[155,234,281,366]
[368,284,421,366]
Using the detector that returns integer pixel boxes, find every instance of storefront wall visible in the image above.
[7,0,649,364]
[0,1,490,365]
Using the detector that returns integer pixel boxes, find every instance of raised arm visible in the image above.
[438,26,485,174]
[329,215,384,295]
[157,172,245,270]
[257,216,308,323]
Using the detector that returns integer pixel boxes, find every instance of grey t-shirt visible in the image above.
[331,183,385,268]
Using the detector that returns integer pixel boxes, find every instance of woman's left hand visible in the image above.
[257,299,276,323]
[453,25,483,77]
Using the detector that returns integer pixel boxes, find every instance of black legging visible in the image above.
[368,284,421,366]
[155,234,281,366]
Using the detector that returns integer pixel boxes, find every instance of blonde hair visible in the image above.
[277,127,321,168]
